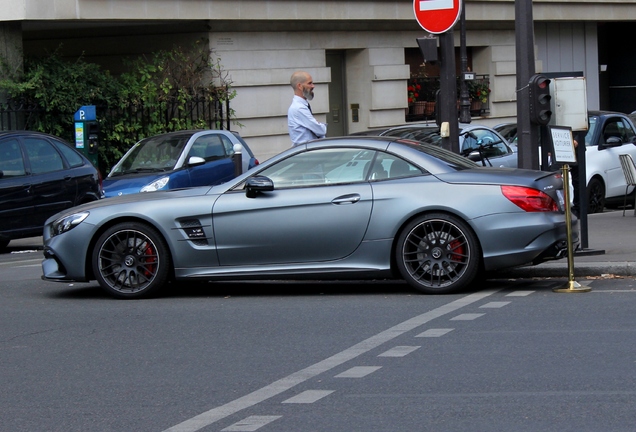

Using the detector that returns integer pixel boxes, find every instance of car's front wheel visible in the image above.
[92,222,171,299]
[586,177,605,214]
[395,213,481,294]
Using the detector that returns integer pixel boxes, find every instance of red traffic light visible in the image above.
[528,74,552,125]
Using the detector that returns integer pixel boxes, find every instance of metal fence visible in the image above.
[0,95,231,141]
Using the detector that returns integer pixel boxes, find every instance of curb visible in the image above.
[492,261,636,279]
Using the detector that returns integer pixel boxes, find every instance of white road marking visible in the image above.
[416,328,454,337]
[378,346,421,357]
[335,366,381,378]
[480,301,511,308]
[221,416,281,431]
[0,258,41,267]
[162,289,499,432]
[282,390,334,404]
[506,290,535,296]
[451,313,485,321]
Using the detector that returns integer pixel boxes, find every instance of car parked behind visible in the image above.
[376,123,517,167]
[0,131,103,249]
[495,111,636,213]
[103,130,259,197]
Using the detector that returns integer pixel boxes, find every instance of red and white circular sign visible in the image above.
[413,0,462,34]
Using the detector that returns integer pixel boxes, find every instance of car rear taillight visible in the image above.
[501,185,558,212]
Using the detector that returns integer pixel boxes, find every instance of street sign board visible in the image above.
[413,0,462,34]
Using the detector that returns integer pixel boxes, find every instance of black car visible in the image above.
[0,131,103,249]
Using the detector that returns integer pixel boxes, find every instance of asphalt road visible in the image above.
[1,247,635,432]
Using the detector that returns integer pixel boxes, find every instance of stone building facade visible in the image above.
[1,0,635,160]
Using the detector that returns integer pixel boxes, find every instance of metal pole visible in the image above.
[439,30,459,153]
[515,0,539,170]
[459,1,471,124]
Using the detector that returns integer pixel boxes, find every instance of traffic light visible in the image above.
[528,74,552,125]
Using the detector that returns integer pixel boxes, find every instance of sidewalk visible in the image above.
[495,209,636,278]
[8,210,635,278]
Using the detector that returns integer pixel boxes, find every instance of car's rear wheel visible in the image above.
[92,222,171,299]
[0,237,9,250]
[587,177,605,214]
[395,213,481,294]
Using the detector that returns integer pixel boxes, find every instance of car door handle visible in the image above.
[331,194,361,205]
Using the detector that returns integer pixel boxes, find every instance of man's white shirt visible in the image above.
[288,95,327,146]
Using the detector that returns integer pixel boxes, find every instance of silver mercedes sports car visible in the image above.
[42,137,577,299]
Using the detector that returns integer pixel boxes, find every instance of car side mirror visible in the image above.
[600,136,622,150]
[245,175,274,198]
[187,156,206,166]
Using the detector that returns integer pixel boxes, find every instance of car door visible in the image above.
[595,116,636,198]
[0,137,33,235]
[212,147,374,266]
[23,137,74,228]
[186,133,235,187]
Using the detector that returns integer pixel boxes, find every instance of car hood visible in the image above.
[102,172,170,197]
[46,186,215,223]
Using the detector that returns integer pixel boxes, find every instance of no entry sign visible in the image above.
[413,0,462,34]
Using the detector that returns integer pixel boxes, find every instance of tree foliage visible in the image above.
[0,40,236,173]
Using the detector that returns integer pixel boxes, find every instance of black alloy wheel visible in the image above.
[92,222,171,299]
[396,213,481,294]
[586,177,605,214]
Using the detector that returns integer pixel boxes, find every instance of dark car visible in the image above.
[102,130,259,198]
[0,131,103,249]
[42,136,575,299]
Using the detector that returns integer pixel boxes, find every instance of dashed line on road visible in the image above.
[162,289,500,432]
[335,366,382,378]
[221,415,281,432]
[282,390,334,404]
[416,328,454,337]
[378,346,421,357]
[451,313,485,321]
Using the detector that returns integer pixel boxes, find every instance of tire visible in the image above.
[395,213,481,294]
[0,237,9,250]
[586,177,605,214]
[92,222,171,299]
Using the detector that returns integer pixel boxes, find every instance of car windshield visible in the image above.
[585,116,599,146]
[110,134,189,175]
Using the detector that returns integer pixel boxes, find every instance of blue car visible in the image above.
[103,130,258,197]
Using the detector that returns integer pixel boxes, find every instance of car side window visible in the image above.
[24,138,64,174]
[52,140,84,167]
[190,135,228,162]
[259,148,375,188]
[0,138,26,177]
[369,154,422,179]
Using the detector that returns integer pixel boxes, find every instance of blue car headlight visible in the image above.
[141,176,170,192]
[51,211,89,237]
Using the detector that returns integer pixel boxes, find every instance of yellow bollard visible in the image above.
[553,164,591,293]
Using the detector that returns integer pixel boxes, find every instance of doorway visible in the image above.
[326,50,347,137]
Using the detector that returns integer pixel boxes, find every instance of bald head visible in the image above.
[290,71,315,100]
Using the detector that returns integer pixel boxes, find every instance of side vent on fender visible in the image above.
[179,219,209,246]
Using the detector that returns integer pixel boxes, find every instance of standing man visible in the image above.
[288,71,327,146]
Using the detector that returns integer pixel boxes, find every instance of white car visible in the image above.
[584,111,636,213]
[495,112,636,213]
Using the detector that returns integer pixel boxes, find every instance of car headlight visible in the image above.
[140,176,170,192]
[51,211,89,237]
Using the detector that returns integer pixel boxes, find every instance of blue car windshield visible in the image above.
[110,135,190,175]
